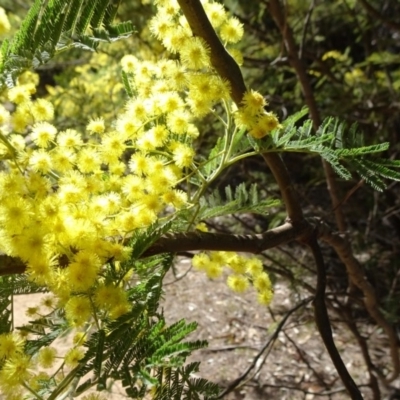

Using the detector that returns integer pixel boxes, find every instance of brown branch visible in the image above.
[261,153,303,222]
[177,0,303,223]
[175,0,246,105]
[357,0,400,32]
[317,219,400,382]
[143,221,310,256]
[0,255,27,276]
[306,233,363,400]
[333,299,381,399]
[0,222,311,276]
[264,4,398,387]
[176,1,363,396]
[268,0,346,232]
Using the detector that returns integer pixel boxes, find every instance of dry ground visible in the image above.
[13,256,400,399]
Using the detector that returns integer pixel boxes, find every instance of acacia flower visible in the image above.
[241,89,267,115]
[77,148,101,173]
[64,347,85,368]
[0,333,25,360]
[31,99,54,121]
[172,144,195,168]
[0,354,32,388]
[245,257,263,276]
[204,2,227,28]
[205,261,223,279]
[149,13,174,40]
[227,274,249,293]
[253,272,272,292]
[257,290,273,306]
[86,117,105,135]
[226,254,246,274]
[94,284,125,310]
[37,346,57,368]
[180,37,211,70]
[220,17,244,44]
[167,110,191,134]
[8,86,31,104]
[192,253,210,271]
[195,222,208,232]
[57,129,83,148]
[31,122,57,148]
[0,105,10,126]
[65,296,92,327]
[120,54,138,73]
[0,7,10,36]
[29,150,53,173]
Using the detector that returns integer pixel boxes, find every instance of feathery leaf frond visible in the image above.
[251,111,400,191]
[0,0,134,88]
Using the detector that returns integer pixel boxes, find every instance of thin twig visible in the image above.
[357,0,400,32]
[317,220,400,382]
[216,297,313,399]
[298,0,316,60]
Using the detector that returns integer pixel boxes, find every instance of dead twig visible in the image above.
[215,297,313,399]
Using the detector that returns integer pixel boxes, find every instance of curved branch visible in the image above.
[176,0,246,105]
[306,233,363,399]
[261,153,303,222]
[333,299,381,399]
[268,0,346,232]
[177,0,303,222]
[176,2,363,397]
[316,219,400,382]
[143,221,310,256]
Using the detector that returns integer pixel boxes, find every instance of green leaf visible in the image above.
[121,70,134,97]
[198,183,280,220]
[1,0,133,88]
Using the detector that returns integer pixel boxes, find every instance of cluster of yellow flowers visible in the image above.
[235,89,282,139]
[0,7,10,37]
[0,322,98,398]
[0,1,277,395]
[192,251,273,305]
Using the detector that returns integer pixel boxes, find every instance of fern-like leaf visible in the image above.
[1,0,134,88]
[251,112,399,191]
[198,183,280,220]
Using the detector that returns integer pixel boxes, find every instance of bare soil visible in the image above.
[13,256,400,399]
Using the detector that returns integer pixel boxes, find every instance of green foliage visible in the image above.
[152,362,220,399]
[0,0,134,88]
[0,251,215,399]
[0,275,47,336]
[198,183,280,220]
[70,260,213,399]
[201,125,251,179]
[129,222,174,260]
[251,109,400,190]
[0,277,12,335]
